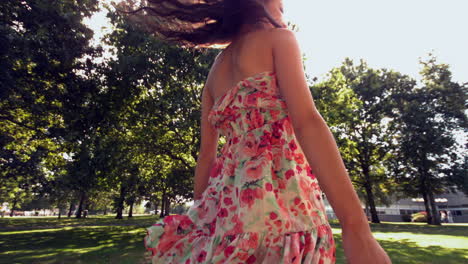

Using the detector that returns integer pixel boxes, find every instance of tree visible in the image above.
[387,53,467,225]
[0,0,102,215]
[98,5,218,218]
[311,58,413,223]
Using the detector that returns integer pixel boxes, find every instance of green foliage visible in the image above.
[311,58,412,222]
[385,53,467,224]
[0,0,101,213]
[1,1,466,225]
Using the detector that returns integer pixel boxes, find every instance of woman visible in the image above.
[116,0,392,263]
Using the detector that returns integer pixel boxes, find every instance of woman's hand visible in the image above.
[342,228,392,264]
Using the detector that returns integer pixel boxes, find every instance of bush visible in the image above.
[411,211,427,222]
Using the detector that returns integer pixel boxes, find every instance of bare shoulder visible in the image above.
[266,27,298,45]
[267,27,296,37]
[241,28,296,50]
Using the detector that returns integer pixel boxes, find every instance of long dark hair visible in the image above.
[114,0,283,49]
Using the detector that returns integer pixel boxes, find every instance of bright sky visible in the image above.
[286,0,467,83]
[85,0,467,83]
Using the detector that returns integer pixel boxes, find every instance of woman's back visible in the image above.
[206,28,277,102]
[120,0,390,262]
[144,26,337,264]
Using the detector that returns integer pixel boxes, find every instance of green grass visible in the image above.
[0,216,467,264]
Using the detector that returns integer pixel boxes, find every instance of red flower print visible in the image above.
[240,188,264,208]
[143,72,340,260]
[223,197,233,205]
[277,178,287,189]
[299,178,313,197]
[319,247,325,255]
[299,203,306,210]
[243,133,259,157]
[179,216,193,230]
[239,233,259,250]
[224,245,235,257]
[246,255,257,264]
[244,155,269,180]
[197,250,207,262]
[240,188,257,208]
[246,109,265,130]
[209,222,216,235]
[284,148,295,160]
[296,164,303,173]
[223,186,232,194]
[210,160,223,178]
[225,161,237,176]
[274,219,282,227]
[305,164,317,179]
[272,130,282,142]
[294,197,301,205]
[272,150,282,168]
[246,93,259,105]
[285,169,294,180]
[318,224,328,237]
[284,118,294,134]
[270,212,278,220]
[258,131,272,152]
[295,153,305,164]
[288,139,298,151]
[270,109,281,120]
[218,208,228,218]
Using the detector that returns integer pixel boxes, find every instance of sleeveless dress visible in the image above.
[144,71,336,264]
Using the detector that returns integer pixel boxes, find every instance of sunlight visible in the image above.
[86,0,467,82]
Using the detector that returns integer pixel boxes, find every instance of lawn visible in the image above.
[0,215,467,264]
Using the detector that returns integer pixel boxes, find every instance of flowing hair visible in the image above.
[113,0,284,49]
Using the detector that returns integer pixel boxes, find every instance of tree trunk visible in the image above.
[165,196,171,216]
[154,198,159,215]
[365,199,370,220]
[67,201,74,218]
[103,206,107,215]
[128,200,134,218]
[115,185,126,219]
[419,168,433,225]
[159,191,166,218]
[427,187,441,225]
[75,192,86,218]
[362,166,380,223]
[9,199,17,217]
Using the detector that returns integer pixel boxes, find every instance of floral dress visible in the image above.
[144,71,336,263]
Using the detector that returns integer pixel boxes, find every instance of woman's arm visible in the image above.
[270,28,391,263]
[193,77,219,200]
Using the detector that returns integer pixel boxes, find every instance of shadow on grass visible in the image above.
[0,217,466,264]
[328,219,468,238]
[0,215,160,231]
[332,232,468,264]
[0,225,150,264]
